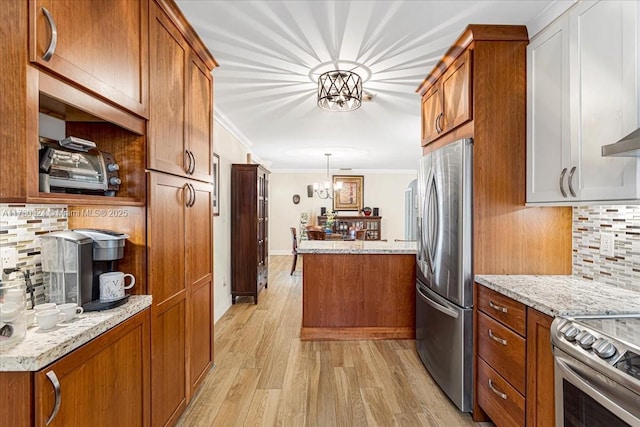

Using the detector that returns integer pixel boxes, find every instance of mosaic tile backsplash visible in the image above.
[573,205,640,292]
[0,204,68,306]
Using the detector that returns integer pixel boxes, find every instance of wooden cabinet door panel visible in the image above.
[186,53,213,182]
[526,308,555,427]
[442,50,472,133]
[35,310,149,427]
[152,299,187,427]
[189,279,213,395]
[185,180,213,287]
[477,358,525,427]
[421,85,441,145]
[148,172,186,303]
[148,3,188,176]
[30,0,148,117]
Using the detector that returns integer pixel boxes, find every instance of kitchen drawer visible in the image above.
[477,358,525,427]
[477,284,526,335]
[477,311,526,394]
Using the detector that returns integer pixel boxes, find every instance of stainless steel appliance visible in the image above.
[40,229,130,311]
[551,315,640,426]
[416,138,473,412]
[38,137,122,196]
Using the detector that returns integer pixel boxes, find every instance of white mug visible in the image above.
[34,303,57,313]
[99,272,135,301]
[36,309,65,330]
[58,303,84,321]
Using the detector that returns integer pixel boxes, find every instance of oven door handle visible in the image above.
[555,355,640,425]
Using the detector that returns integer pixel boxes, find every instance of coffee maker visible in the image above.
[40,229,130,311]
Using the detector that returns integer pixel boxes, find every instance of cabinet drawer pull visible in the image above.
[488,379,507,400]
[41,7,58,61]
[568,166,577,197]
[488,300,507,313]
[488,329,508,346]
[45,370,61,425]
[559,168,568,198]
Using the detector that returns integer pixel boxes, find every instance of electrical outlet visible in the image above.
[1,247,18,270]
[600,233,615,257]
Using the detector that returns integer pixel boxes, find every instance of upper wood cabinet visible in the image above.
[527,0,640,204]
[29,0,149,118]
[419,50,472,146]
[148,1,216,183]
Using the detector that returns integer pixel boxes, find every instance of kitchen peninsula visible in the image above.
[298,240,417,340]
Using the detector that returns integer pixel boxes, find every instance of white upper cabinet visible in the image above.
[527,0,640,204]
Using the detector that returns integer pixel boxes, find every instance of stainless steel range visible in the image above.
[551,315,640,427]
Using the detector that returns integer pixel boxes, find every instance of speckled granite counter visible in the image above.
[475,275,640,317]
[0,295,152,371]
[298,240,417,255]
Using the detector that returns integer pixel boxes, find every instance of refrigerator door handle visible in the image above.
[416,284,459,319]
[423,173,437,273]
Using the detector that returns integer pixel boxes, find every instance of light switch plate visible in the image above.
[600,233,615,257]
[1,247,18,270]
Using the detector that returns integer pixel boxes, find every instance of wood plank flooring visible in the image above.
[177,256,484,426]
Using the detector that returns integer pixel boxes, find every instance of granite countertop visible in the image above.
[298,240,417,255]
[475,275,640,318]
[0,295,152,371]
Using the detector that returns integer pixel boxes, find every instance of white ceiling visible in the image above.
[176,0,570,172]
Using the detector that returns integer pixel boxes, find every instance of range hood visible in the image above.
[602,127,640,157]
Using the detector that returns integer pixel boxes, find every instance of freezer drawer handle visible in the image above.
[416,285,459,319]
[488,300,507,313]
[488,329,507,346]
[488,379,507,400]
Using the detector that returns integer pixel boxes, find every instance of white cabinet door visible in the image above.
[570,0,640,201]
[527,0,640,204]
[527,14,571,203]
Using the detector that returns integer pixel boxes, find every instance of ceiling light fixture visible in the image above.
[317,70,362,112]
[310,153,342,199]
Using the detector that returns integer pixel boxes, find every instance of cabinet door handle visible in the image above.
[184,183,194,207]
[189,183,196,207]
[568,166,577,197]
[45,370,61,425]
[488,329,508,346]
[559,168,568,198]
[435,112,443,133]
[190,151,196,175]
[488,379,508,400]
[41,7,58,62]
[488,300,507,313]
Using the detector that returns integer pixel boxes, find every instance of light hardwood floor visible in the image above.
[177,255,483,426]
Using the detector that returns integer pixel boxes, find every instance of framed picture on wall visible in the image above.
[213,153,220,216]
[332,175,364,211]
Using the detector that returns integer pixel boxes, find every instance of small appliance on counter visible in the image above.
[38,136,122,196]
[40,229,130,311]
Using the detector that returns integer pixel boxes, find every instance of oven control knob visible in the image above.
[576,331,596,349]
[592,338,617,359]
[562,325,579,341]
[109,177,122,186]
[107,163,120,172]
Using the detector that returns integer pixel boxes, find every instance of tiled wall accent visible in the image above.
[0,204,68,305]
[573,205,640,292]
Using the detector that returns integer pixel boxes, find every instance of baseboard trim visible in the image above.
[300,327,415,341]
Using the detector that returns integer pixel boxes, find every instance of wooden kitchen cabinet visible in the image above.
[475,283,555,427]
[231,164,270,304]
[147,172,214,426]
[148,0,216,183]
[34,309,150,426]
[29,0,149,118]
[527,0,640,204]
[419,50,472,146]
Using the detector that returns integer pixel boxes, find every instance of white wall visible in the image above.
[268,171,417,254]
[212,122,250,323]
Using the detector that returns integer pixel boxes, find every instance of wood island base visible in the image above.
[301,252,416,341]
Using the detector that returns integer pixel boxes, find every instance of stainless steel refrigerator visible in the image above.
[416,138,473,412]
